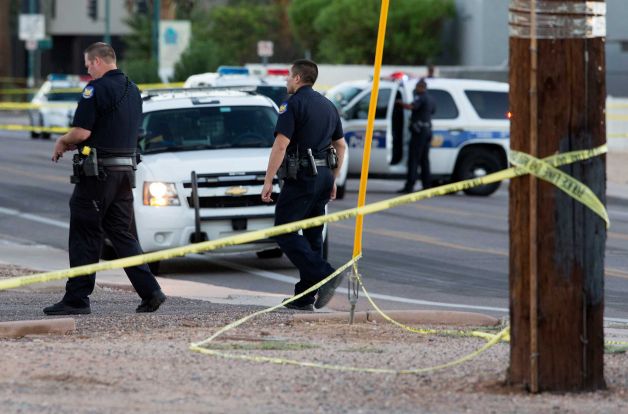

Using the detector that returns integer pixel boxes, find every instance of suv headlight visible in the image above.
[143,182,180,206]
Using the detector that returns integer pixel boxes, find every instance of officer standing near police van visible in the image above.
[44,42,166,315]
[261,59,347,311]
[397,78,436,193]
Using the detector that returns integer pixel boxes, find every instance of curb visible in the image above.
[97,281,135,292]
[292,310,500,326]
[0,318,76,338]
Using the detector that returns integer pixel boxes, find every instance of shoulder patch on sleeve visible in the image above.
[278,102,288,114]
[82,85,94,99]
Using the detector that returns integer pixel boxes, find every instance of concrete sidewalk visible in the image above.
[608,150,628,203]
[0,241,285,308]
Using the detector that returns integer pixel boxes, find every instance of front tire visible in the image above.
[256,248,283,259]
[456,149,503,196]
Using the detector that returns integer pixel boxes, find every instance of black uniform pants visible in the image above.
[404,128,432,191]
[274,167,335,306]
[63,170,161,307]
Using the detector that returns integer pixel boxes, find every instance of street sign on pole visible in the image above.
[20,13,45,88]
[25,40,37,51]
[257,40,274,57]
[19,14,45,41]
[257,40,273,67]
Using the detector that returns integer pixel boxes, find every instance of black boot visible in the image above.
[43,301,91,316]
[136,290,167,313]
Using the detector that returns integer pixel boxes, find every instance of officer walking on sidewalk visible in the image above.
[261,59,347,311]
[44,42,166,315]
[397,78,436,193]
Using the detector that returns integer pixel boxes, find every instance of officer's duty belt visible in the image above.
[299,158,329,168]
[99,157,135,167]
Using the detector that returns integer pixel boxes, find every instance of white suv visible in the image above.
[184,67,349,198]
[326,76,509,196]
[29,74,89,139]
[133,88,328,274]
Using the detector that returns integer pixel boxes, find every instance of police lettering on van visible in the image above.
[325,76,509,196]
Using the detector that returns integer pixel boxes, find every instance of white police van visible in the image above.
[184,66,349,198]
[128,87,329,274]
[326,76,510,196]
[29,74,89,139]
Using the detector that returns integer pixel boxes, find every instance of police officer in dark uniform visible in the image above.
[397,78,436,193]
[44,42,166,315]
[261,59,347,311]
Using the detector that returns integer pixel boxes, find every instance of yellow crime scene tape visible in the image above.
[0,102,78,110]
[0,82,186,96]
[0,144,610,293]
[189,256,512,375]
[0,143,619,372]
[0,124,69,134]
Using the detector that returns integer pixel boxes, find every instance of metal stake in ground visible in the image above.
[508,0,607,391]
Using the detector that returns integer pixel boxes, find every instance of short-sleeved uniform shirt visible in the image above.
[410,91,436,124]
[274,85,343,157]
[72,69,143,157]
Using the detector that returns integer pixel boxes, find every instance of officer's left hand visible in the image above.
[261,182,273,203]
[330,182,337,201]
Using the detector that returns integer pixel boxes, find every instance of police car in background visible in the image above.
[128,87,329,274]
[326,75,510,196]
[184,66,349,198]
[29,74,89,139]
[184,66,289,106]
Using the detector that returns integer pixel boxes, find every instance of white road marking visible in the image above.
[1,207,627,324]
[0,207,69,229]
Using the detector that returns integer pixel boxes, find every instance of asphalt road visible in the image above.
[1,123,627,320]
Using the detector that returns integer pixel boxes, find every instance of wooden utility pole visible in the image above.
[508,0,607,391]
[0,0,11,79]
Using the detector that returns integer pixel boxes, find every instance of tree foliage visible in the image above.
[287,0,329,57]
[119,15,160,82]
[126,0,456,82]
[313,0,455,64]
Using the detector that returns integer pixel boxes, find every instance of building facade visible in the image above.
[455,0,628,96]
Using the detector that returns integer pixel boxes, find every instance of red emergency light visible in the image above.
[266,69,289,76]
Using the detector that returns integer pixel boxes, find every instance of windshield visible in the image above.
[47,92,82,102]
[139,106,278,154]
[256,85,288,106]
[325,85,364,110]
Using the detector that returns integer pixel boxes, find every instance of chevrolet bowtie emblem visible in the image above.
[225,186,248,196]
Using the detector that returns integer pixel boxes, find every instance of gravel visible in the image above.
[1,264,627,414]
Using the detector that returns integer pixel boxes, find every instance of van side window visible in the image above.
[465,90,509,119]
[349,89,391,120]
[429,89,458,119]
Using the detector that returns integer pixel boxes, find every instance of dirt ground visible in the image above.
[1,265,628,414]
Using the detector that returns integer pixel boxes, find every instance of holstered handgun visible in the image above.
[70,146,99,184]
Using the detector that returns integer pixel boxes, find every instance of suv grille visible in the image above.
[184,171,279,209]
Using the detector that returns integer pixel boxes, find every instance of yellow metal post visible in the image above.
[352,0,390,258]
